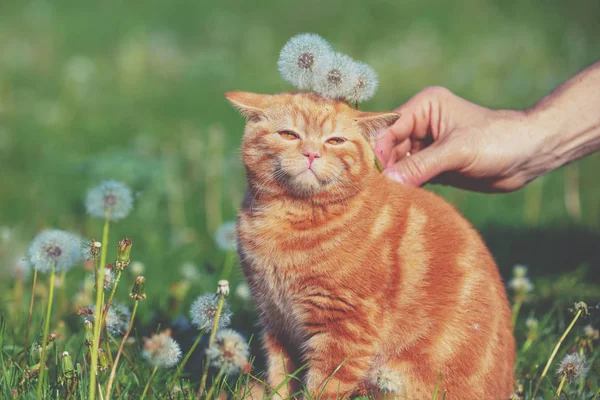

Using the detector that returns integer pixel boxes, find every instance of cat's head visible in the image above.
[226,91,399,200]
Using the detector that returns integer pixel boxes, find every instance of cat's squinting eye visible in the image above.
[278,130,300,141]
[326,137,346,145]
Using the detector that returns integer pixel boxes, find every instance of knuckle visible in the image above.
[420,86,452,98]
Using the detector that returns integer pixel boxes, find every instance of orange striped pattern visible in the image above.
[226,92,515,399]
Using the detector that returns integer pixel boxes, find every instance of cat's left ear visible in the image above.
[354,111,401,137]
[225,92,270,122]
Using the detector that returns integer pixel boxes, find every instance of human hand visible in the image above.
[375,87,551,192]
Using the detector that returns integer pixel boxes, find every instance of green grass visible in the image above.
[0,0,599,398]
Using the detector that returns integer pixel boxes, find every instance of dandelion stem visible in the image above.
[592,387,600,400]
[23,268,38,364]
[89,213,111,400]
[205,367,225,400]
[196,294,226,399]
[106,300,138,399]
[511,299,523,328]
[554,373,567,399]
[168,328,206,393]
[220,252,236,280]
[103,270,123,321]
[532,309,583,399]
[36,266,56,400]
[57,269,67,322]
[140,365,158,400]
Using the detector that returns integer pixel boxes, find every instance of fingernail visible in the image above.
[383,169,406,184]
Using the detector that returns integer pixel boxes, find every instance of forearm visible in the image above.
[528,61,600,172]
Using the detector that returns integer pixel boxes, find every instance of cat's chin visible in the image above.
[287,170,325,197]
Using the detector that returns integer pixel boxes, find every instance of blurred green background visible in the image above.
[1,0,599,320]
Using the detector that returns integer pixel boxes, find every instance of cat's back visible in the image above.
[373,175,515,398]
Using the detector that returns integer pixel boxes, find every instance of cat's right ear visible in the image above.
[225,92,269,122]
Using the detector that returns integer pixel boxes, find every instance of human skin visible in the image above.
[375,61,600,192]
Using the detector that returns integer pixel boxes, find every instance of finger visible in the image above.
[386,140,412,168]
[373,129,396,165]
[384,143,462,187]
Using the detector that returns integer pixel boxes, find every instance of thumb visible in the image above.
[384,145,456,187]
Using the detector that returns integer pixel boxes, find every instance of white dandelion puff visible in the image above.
[27,230,82,273]
[313,52,358,100]
[180,262,201,282]
[142,329,182,368]
[508,277,533,294]
[83,302,131,336]
[215,221,237,252]
[12,256,31,279]
[189,294,232,332]
[278,33,333,89]
[235,282,252,302]
[556,353,588,383]
[375,367,404,393]
[206,329,250,375]
[85,180,133,221]
[130,261,145,276]
[513,264,528,278]
[525,317,538,330]
[89,268,115,291]
[346,61,378,104]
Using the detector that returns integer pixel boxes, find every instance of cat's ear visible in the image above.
[354,111,401,137]
[225,92,270,122]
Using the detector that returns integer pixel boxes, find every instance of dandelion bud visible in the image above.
[83,320,94,347]
[47,332,59,343]
[217,280,230,297]
[130,276,147,301]
[525,317,538,331]
[556,353,588,383]
[115,238,132,270]
[584,324,599,340]
[98,348,110,373]
[60,351,76,380]
[512,264,528,278]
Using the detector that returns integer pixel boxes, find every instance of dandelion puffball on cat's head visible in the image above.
[278,33,378,104]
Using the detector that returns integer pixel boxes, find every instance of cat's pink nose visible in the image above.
[303,151,321,166]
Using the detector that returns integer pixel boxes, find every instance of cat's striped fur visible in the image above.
[227,91,515,399]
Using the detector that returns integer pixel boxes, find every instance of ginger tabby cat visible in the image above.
[226,91,515,399]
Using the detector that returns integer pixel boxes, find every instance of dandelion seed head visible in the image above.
[235,282,252,302]
[89,268,115,291]
[189,294,232,332]
[375,367,404,393]
[142,329,182,368]
[85,180,133,221]
[314,52,358,100]
[513,264,528,278]
[215,221,237,252]
[278,33,333,89]
[206,329,250,375]
[12,256,31,279]
[525,317,538,330]
[82,302,130,336]
[556,353,588,383]
[347,61,378,104]
[27,230,81,273]
[180,262,201,282]
[508,277,533,294]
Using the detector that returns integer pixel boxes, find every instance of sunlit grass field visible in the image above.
[0,0,599,398]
